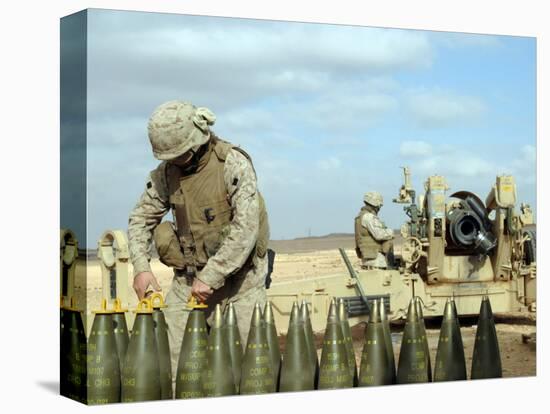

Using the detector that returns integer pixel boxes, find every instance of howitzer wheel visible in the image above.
[401,237,423,264]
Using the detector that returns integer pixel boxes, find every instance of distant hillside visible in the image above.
[268,233,357,254]
[289,232,354,241]
[82,232,395,257]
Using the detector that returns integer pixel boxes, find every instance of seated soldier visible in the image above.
[354,191,394,269]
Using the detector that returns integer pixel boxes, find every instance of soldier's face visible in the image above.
[169,144,201,167]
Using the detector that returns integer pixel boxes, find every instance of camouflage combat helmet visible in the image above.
[147,100,216,160]
[364,192,383,208]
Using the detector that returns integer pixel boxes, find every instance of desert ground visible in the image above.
[76,233,536,380]
[270,236,536,379]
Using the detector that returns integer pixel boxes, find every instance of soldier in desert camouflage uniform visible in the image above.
[354,192,394,269]
[127,100,269,385]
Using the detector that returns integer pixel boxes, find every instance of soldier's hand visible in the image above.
[192,278,214,303]
[133,271,162,300]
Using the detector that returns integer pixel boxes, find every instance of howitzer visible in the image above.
[338,248,370,315]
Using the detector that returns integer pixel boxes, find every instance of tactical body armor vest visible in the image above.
[354,206,390,260]
[165,135,268,275]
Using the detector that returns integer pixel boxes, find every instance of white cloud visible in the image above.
[306,93,397,130]
[520,144,536,164]
[302,27,433,71]
[431,32,503,49]
[321,135,365,148]
[87,117,146,147]
[78,10,536,242]
[88,11,434,73]
[506,144,536,172]
[220,107,278,134]
[361,76,400,92]
[402,143,495,179]
[400,140,433,157]
[509,144,536,185]
[452,156,494,177]
[407,89,487,128]
[256,70,329,93]
[316,156,342,171]
[86,11,433,119]
[392,141,536,229]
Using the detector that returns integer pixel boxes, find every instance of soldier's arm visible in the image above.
[197,150,260,290]
[127,163,170,276]
[362,213,394,241]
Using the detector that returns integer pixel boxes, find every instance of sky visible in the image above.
[79,9,536,246]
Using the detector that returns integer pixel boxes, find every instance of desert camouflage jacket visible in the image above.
[128,148,261,290]
[361,211,394,241]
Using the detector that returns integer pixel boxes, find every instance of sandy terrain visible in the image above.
[77,234,536,379]
[269,234,357,254]
[270,238,536,379]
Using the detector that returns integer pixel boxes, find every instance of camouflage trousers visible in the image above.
[163,255,268,392]
[361,252,389,269]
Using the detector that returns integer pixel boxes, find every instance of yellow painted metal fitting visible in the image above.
[63,296,80,312]
[93,298,114,314]
[134,298,154,314]
[150,292,167,309]
[113,297,128,313]
[186,296,208,310]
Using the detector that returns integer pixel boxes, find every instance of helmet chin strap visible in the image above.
[364,203,380,214]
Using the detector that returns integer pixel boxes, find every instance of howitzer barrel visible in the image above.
[447,194,496,255]
[338,248,370,313]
